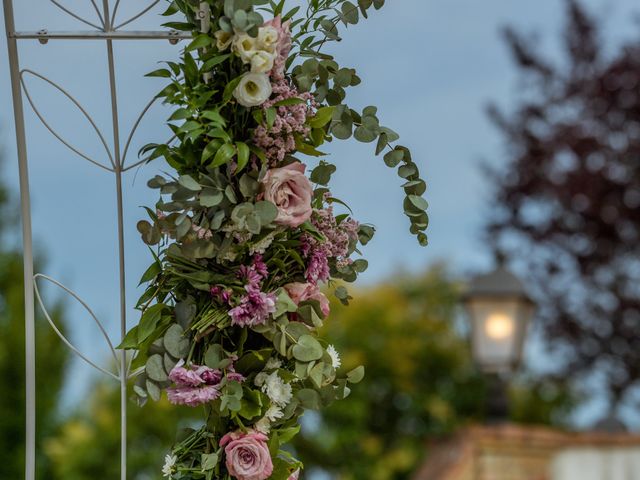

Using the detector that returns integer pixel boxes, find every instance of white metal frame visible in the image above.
[1,1,194,479]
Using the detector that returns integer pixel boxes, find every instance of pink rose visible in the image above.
[284,282,330,318]
[220,430,273,480]
[262,163,313,228]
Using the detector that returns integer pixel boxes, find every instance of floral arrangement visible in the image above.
[119,1,428,479]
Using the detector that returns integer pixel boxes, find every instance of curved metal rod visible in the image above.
[110,0,123,29]
[90,0,106,28]
[113,0,161,30]
[20,69,115,172]
[49,0,104,30]
[33,274,120,381]
[120,95,157,169]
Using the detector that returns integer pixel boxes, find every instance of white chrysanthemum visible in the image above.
[265,357,282,371]
[327,344,341,369]
[233,73,272,108]
[162,454,177,478]
[251,50,276,73]
[262,371,292,407]
[265,404,284,422]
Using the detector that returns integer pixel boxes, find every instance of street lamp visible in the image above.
[462,261,535,420]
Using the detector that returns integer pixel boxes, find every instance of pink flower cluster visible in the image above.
[302,207,359,284]
[253,80,316,163]
[265,16,292,81]
[166,361,221,407]
[167,359,245,407]
[229,255,277,327]
[285,282,330,318]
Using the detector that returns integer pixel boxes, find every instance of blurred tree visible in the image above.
[44,380,200,479]
[292,265,486,480]
[487,0,640,418]
[0,163,69,478]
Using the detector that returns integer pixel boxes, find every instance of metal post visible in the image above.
[100,1,128,478]
[2,1,36,479]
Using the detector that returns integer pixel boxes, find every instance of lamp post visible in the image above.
[462,261,535,421]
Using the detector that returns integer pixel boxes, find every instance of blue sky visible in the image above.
[1,0,638,424]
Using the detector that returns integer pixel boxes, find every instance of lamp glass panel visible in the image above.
[467,298,523,371]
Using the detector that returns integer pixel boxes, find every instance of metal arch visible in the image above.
[20,69,116,172]
[1,1,195,479]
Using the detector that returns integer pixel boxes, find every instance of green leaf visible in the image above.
[266,107,277,129]
[202,139,223,163]
[201,453,219,471]
[383,149,404,167]
[211,143,236,167]
[272,97,306,107]
[146,354,168,382]
[145,68,171,78]
[254,201,278,226]
[354,125,377,143]
[235,141,250,173]
[292,334,323,362]
[296,389,321,410]
[186,33,213,52]
[138,261,161,285]
[203,54,231,71]
[310,162,336,185]
[341,1,359,24]
[164,323,189,358]
[200,187,224,207]
[178,175,202,191]
[407,194,428,211]
[224,75,244,103]
[239,388,263,420]
[169,108,193,121]
[178,120,201,133]
[146,379,161,401]
[205,344,224,369]
[347,365,365,383]
[117,325,139,350]
[137,304,166,343]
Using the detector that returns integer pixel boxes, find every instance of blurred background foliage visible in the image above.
[1,0,638,479]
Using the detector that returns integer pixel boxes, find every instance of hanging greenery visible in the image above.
[119,1,428,478]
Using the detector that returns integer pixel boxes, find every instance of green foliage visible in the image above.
[293,266,485,479]
[293,265,574,479]
[0,163,69,479]
[43,382,200,480]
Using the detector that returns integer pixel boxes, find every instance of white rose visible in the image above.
[214,30,233,51]
[257,26,279,52]
[251,50,276,73]
[233,33,257,63]
[233,73,272,108]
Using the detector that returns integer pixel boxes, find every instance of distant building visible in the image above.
[412,424,640,480]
